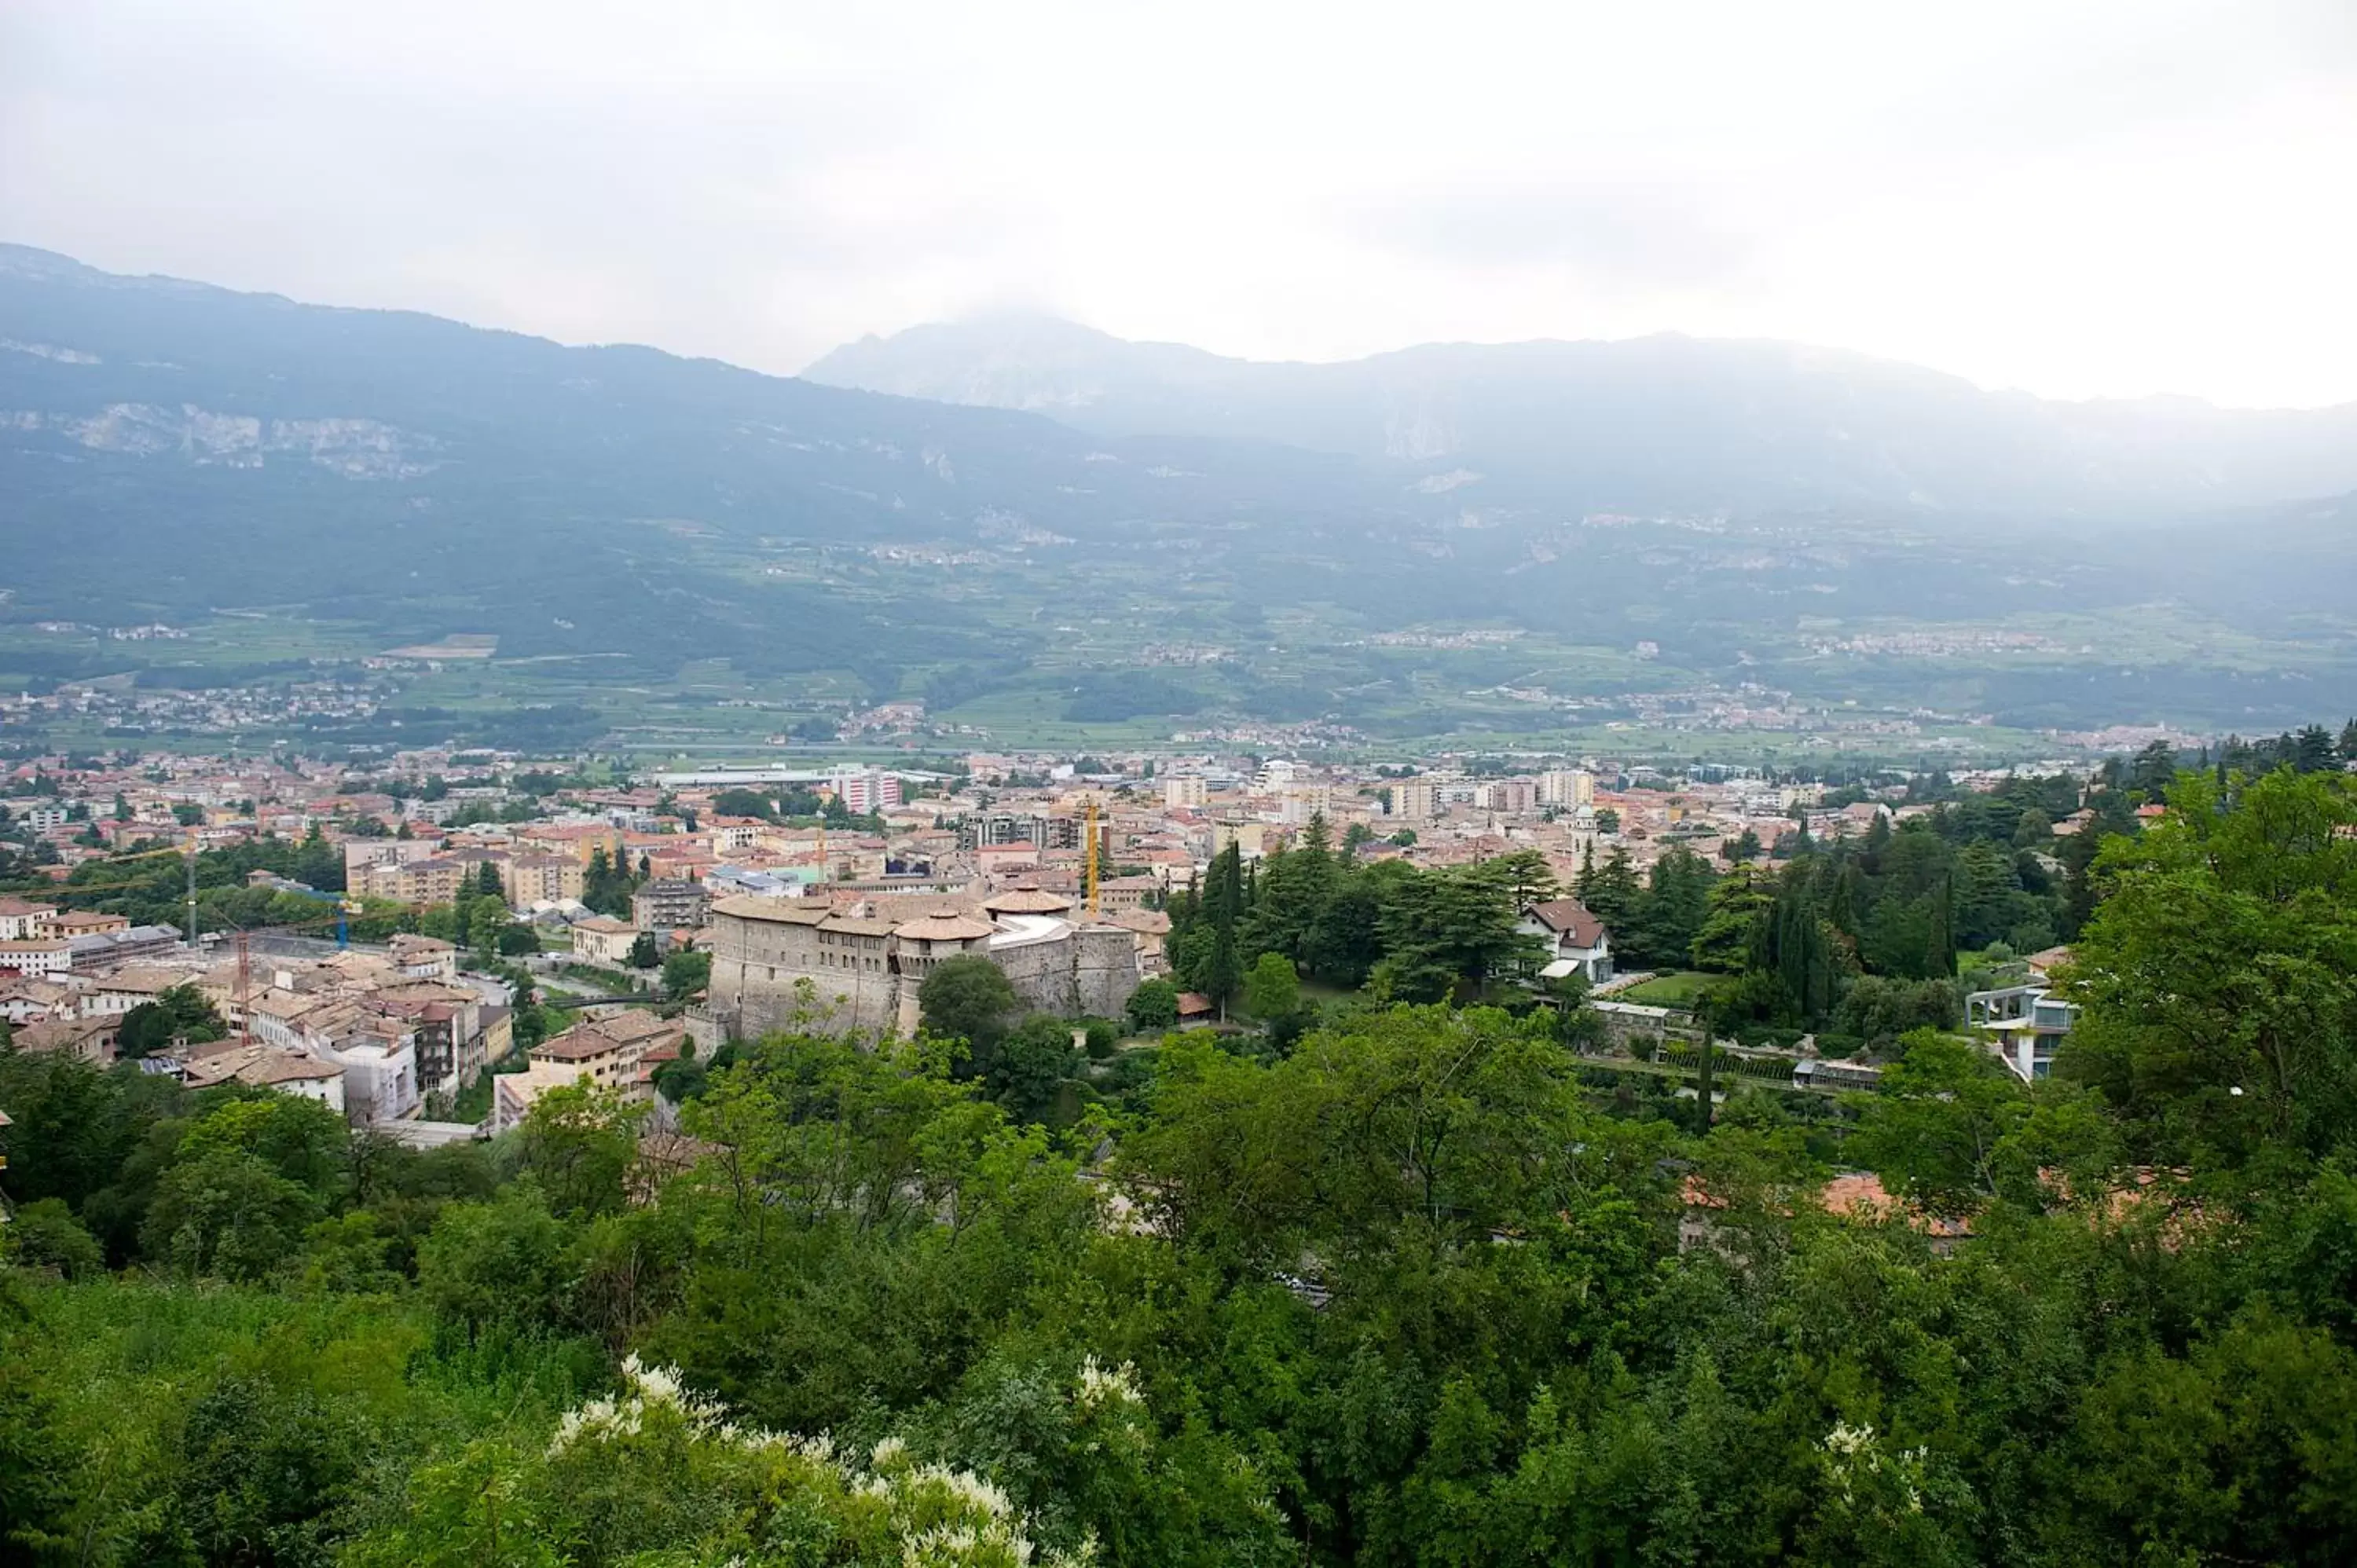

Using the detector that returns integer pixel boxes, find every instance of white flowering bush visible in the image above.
[354,1354,1099,1568]
[908,1352,1288,1566]
[1808,1417,1973,1568]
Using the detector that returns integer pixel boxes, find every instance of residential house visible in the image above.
[570,915,640,966]
[1967,984,2077,1083]
[1519,898,1615,984]
[181,1042,348,1114]
[343,838,439,882]
[372,983,485,1095]
[81,968,186,1018]
[515,822,625,866]
[504,852,586,907]
[44,910,128,940]
[0,976,76,1027]
[356,855,469,905]
[493,1059,592,1134]
[387,934,459,981]
[10,1015,115,1063]
[523,1008,687,1098]
[0,898,60,941]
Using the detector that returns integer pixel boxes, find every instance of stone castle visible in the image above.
[708,884,1142,1040]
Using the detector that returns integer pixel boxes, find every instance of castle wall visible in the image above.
[709,905,1142,1042]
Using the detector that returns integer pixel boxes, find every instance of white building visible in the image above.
[0,898,60,942]
[1256,760,1300,791]
[831,770,904,813]
[335,1027,423,1123]
[386,933,458,981]
[1163,775,1208,811]
[1540,770,1596,808]
[1277,785,1335,825]
[1519,899,1615,984]
[0,939,71,976]
[1967,984,2077,1083]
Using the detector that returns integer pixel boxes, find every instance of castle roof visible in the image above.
[892,913,996,943]
[982,885,1073,914]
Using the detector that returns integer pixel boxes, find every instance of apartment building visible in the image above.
[1162,775,1209,811]
[1539,770,1597,808]
[830,770,904,813]
[631,877,711,932]
[1389,780,1438,820]
[504,852,587,907]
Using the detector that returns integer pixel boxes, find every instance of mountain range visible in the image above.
[805,315,2357,519]
[2,242,2352,746]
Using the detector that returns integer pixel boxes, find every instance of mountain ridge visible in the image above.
[2,244,2352,743]
[805,313,2357,517]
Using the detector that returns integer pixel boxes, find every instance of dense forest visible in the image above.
[5,761,2357,1565]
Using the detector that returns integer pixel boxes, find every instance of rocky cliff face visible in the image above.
[4,402,439,477]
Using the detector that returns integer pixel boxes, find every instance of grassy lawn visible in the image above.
[1616,970,1717,1008]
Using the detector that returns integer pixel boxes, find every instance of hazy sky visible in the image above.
[5,0,2354,407]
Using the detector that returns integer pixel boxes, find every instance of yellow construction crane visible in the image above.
[1084,794,1101,917]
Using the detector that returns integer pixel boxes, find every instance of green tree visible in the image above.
[417,1185,577,1339]
[1190,843,1247,1013]
[1690,870,1772,973]
[1373,861,1539,1002]
[920,954,1021,1053]
[988,1015,1080,1125]
[115,982,226,1059]
[1576,844,1643,936]
[2129,738,2179,797]
[709,787,777,821]
[1625,846,1716,969]
[142,1148,322,1280]
[662,949,712,1002]
[2062,766,2357,1163]
[0,1350,75,1564]
[3,1197,104,1278]
[1242,951,1301,1022]
[1124,976,1180,1034]
[515,1082,642,1219]
[1850,1030,2029,1215]
[175,1093,354,1199]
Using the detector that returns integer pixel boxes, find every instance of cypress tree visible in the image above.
[1924,874,1955,978]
